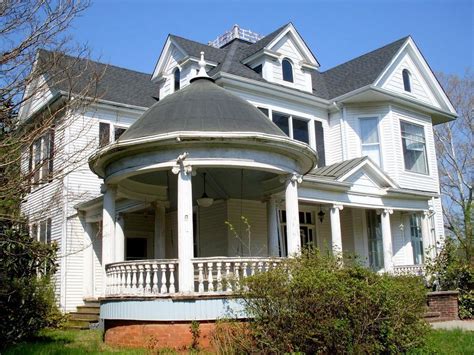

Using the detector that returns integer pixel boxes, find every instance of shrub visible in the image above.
[425,237,473,319]
[0,227,60,347]
[234,250,428,354]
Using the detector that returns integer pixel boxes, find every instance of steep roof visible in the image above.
[34,27,410,110]
[321,36,409,98]
[36,50,160,108]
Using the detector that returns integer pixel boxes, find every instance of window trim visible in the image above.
[358,116,383,168]
[402,69,411,93]
[173,67,181,92]
[282,58,294,83]
[400,119,429,175]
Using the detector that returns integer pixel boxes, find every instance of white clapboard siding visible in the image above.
[340,208,355,254]
[351,208,369,266]
[266,34,312,93]
[382,53,440,108]
[226,199,268,257]
[198,201,228,257]
[327,111,343,165]
[317,208,332,253]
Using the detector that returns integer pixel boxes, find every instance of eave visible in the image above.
[332,85,457,124]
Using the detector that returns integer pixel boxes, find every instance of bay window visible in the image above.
[400,121,428,174]
[359,117,381,166]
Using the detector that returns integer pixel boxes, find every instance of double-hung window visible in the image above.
[359,117,381,166]
[29,129,55,185]
[400,121,428,174]
[31,218,52,244]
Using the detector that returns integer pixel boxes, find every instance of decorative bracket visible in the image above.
[171,152,193,175]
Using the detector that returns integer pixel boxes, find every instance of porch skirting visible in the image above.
[100,296,246,322]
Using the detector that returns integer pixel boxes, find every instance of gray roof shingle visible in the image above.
[36,49,160,108]
[321,36,409,99]
[36,28,410,108]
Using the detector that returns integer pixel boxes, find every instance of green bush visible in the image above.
[425,237,473,319]
[234,250,428,354]
[0,227,61,348]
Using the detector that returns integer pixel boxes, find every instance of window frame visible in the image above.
[29,128,55,186]
[173,67,181,92]
[402,69,411,93]
[400,119,429,175]
[358,116,383,168]
[254,107,324,164]
[282,58,294,83]
[409,213,424,265]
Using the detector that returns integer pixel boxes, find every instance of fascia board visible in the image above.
[214,72,330,108]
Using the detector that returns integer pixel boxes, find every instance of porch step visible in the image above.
[424,311,442,319]
[76,305,100,314]
[65,300,100,329]
[69,312,100,321]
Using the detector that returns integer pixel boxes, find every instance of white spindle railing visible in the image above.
[393,264,425,276]
[192,257,282,294]
[105,259,179,296]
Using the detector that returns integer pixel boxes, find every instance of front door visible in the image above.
[126,238,148,260]
[367,210,384,271]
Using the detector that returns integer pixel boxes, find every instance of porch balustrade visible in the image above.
[104,257,283,297]
[193,257,283,293]
[393,264,424,276]
[105,259,179,296]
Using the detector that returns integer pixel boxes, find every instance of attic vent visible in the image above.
[208,24,263,48]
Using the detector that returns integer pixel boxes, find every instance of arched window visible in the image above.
[174,68,180,91]
[402,69,411,92]
[282,58,294,83]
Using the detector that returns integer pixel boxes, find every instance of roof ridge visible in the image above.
[169,34,227,52]
[37,48,153,77]
[322,35,410,74]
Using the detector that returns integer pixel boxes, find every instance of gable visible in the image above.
[375,38,456,114]
[152,38,187,80]
[265,24,319,68]
[270,33,305,62]
[380,51,440,108]
[345,167,389,194]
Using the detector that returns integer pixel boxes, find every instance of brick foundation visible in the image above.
[104,319,218,350]
[425,291,459,322]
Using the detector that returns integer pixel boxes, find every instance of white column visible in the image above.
[285,174,302,256]
[83,220,95,298]
[115,213,125,262]
[420,210,432,262]
[172,160,194,293]
[102,184,116,271]
[267,197,279,257]
[154,204,166,259]
[330,204,344,256]
[381,208,394,272]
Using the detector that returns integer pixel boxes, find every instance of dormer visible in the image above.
[152,36,220,99]
[242,23,319,93]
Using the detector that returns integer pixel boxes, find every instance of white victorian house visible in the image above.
[21,23,456,324]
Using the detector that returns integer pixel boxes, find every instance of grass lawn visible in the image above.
[3,329,147,355]
[3,327,473,354]
[410,328,474,355]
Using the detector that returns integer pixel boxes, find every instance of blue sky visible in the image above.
[70,0,473,76]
